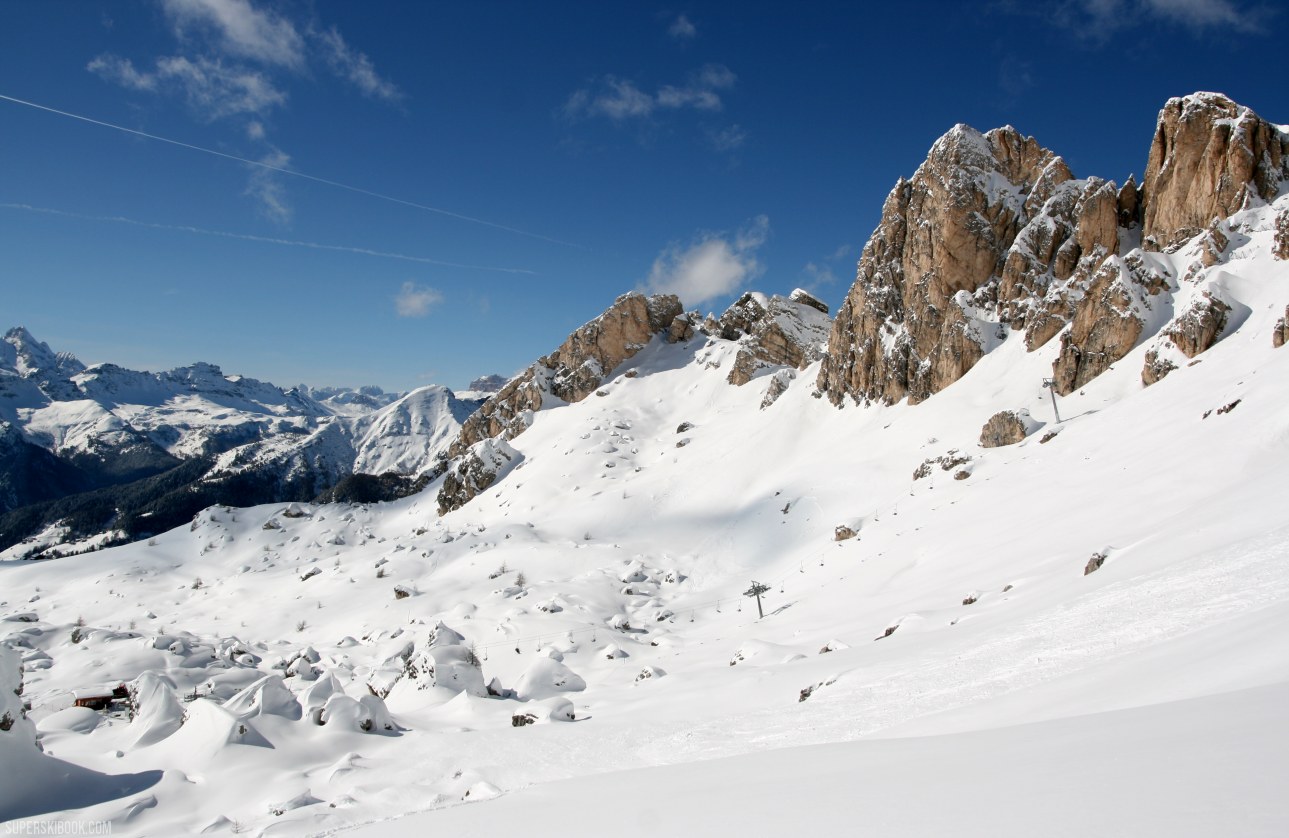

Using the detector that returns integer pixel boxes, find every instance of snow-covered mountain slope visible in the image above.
[1,192,1285,834]
[0,331,481,554]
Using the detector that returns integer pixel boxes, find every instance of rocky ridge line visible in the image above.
[818,92,1288,406]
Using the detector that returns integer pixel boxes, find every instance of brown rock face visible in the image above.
[1000,176,1122,350]
[816,92,1284,408]
[1140,290,1232,386]
[1142,92,1289,250]
[1273,306,1288,349]
[718,291,832,387]
[1116,176,1141,228]
[543,293,683,403]
[450,292,681,459]
[436,439,520,515]
[438,293,681,513]
[818,124,1119,406]
[1051,254,1170,395]
[1165,292,1231,358]
[979,410,1032,448]
[1141,350,1178,386]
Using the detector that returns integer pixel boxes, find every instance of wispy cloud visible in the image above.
[1001,0,1272,38]
[85,55,157,91]
[312,26,402,103]
[161,0,306,69]
[668,14,697,40]
[395,282,443,317]
[801,262,838,289]
[706,124,746,152]
[799,243,854,294]
[1142,0,1264,29]
[1,93,578,247]
[87,0,405,223]
[88,53,287,119]
[244,147,291,222]
[643,216,769,307]
[564,63,738,122]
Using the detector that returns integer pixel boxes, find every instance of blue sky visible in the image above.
[0,0,1282,392]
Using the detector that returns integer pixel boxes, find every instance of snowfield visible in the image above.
[1,202,1288,835]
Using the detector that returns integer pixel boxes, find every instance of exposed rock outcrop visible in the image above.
[1141,289,1232,386]
[820,92,1283,407]
[450,293,682,459]
[818,124,1120,406]
[437,438,521,515]
[979,410,1035,448]
[439,293,682,513]
[1142,92,1288,250]
[718,290,832,387]
[1050,253,1172,395]
[1275,210,1289,261]
[1273,306,1288,349]
[1167,292,1231,358]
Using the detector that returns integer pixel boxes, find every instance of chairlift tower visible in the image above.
[744,581,770,619]
[1042,377,1062,423]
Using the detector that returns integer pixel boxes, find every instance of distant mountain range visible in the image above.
[0,328,490,557]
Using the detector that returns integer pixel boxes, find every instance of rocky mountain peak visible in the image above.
[438,292,684,513]
[713,291,832,388]
[467,374,508,393]
[817,120,1118,406]
[1142,92,1288,250]
[818,92,1282,409]
[1,326,85,380]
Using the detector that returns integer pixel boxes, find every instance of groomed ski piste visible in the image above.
[2,199,1288,836]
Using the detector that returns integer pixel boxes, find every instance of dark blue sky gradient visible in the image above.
[1,1,1281,390]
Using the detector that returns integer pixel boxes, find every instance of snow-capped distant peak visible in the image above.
[1,326,85,379]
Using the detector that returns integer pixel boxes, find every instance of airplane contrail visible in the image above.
[0,203,538,275]
[0,92,580,249]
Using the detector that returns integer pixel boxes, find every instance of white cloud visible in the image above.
[157,55,287,118]
[161,0,305,68]
[580,77,656,120]
[89,53,287,119]
[644,216,769,307]
[1025,0,1269,35]
[395,282,443,317]
[1141,0,1260,29]
[244,147,291,223]
[313,27,403,103]
[565,64,737,124]
[92,2,404,123]
[656,85,721,111]
[668,14,697,40]
[693,63,736,90]
[706,124,747,152]
[245,120,265,139]
[801,262,838,289]
[86,55,157,91]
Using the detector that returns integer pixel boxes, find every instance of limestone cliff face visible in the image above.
[1141,290,1232,386]
[1051,253,1171,394]
[715,290,831,387]
[1142,93,1288,250]
[436,438,520,516]
[438,292,682,513]
[450,292,682,459]
[818,124,1119,405]
[820,92,1284,407]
